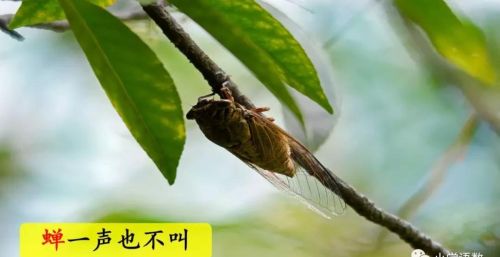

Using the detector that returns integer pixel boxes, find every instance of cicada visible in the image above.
[186,85,345,217]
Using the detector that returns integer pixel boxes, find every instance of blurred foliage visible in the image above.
[0,146,14,181]
[1,0,500,257]
[94,210,167,223]
[441,207,500,255]
[59,0,185,184]
[394,0,497,85]
[388,0,500,133]
[0,145,24,201]
[479,229,500,256]
[9,0,115,29]
[91,199,446,257]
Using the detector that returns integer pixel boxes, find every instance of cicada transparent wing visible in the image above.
[243,160,346,218]
[237,111,346,218]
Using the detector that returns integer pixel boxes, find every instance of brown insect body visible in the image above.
[186,96,295,177]
[187,87,345,217]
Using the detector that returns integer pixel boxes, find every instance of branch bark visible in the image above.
[142,2,254,110]
[141,2,451,256]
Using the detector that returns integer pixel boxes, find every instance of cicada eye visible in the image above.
[197,98,211,106]
[186,108,197,119]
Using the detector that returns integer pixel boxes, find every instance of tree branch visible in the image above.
[331,172,450,256]
[141,2,450,256]
[141,2,254,110]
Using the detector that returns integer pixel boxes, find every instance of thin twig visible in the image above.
[0,10,148,37]
[0,14,23,40]
[141,2,451,256]
[375,114,478,247]
[398,115,478,219]
[324,0,384,48]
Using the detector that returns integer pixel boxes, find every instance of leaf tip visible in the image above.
[323,101,334,114]
[310,88,334,114]
[166,175,176,185]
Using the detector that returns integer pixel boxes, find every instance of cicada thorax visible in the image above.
[186,98,296,177]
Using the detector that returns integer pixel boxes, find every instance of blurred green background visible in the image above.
[1,0,499,256]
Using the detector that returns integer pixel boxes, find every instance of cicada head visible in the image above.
[186,98,232,122]
[186,97,249,149]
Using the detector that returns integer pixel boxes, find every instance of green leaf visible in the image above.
[169,0,333,118]
[59,0,185,184]
[9,0,115,29]
[395,0,497,85]
[261,1,337,150]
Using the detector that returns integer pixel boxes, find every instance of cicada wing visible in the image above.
[288,139,347,214]
[241,160,346,218]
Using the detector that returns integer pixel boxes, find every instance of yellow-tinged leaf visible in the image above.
[395,0,497,85]
[58,0,185,184]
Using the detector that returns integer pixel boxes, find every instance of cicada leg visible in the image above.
[220,81,235,102]
[198,92,216,102]
[250,107,275,122]
[252,107,270,113]
[221,81,275,121]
